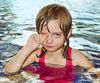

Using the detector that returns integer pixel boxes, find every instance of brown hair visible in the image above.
[36,4,72,59]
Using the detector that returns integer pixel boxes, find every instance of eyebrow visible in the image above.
[52,32,63,34]
[40,32,63,34]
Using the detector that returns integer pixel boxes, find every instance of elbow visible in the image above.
[4,63,22,75]
[4,67,20,75]
[4,69,19,75]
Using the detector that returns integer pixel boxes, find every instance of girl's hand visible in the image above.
[25,34,47,51]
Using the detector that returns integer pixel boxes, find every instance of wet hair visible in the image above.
[36,4,72,59]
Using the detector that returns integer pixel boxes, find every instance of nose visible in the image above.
[46,34,53,44]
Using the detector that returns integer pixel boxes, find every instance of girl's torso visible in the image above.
[26,47,75,83]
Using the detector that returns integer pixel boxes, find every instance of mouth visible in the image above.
[45,45,54,48]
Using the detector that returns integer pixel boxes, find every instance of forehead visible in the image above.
[41,19,62,32]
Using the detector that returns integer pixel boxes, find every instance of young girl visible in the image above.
[4,4,93,83]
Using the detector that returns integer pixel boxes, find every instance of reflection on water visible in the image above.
[0,0,100,81]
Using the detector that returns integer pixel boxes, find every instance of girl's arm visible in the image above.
[4,34,47,74]
[4,46,35,74]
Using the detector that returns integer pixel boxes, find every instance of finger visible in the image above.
[39,34,47,44]
[34,34,41,44]
[33,34,38,43]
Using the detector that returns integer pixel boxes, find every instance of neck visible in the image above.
[46,47,63,57]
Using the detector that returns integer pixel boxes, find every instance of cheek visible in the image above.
[55,38,65,46]
[56,41,64,46]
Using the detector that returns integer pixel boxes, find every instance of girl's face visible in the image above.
[40,19,65,52]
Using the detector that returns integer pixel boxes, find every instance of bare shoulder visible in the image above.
[71,48,93,69]
[71,48,86,66]
[72,48,88,59]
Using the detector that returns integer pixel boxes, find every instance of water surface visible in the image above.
[0,0,100,82]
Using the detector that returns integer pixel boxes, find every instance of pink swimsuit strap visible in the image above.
[66,47,72,68]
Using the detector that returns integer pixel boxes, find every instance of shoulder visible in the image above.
[71,48,93,69]
[72,48,86,57]
[70,48,84,66]
[71,48,89,61]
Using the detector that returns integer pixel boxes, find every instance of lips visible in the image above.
[45,45,54,48]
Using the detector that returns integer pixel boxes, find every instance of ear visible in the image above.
[67,29,72,39]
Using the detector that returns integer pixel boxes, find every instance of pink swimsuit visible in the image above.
[26,47,75,83]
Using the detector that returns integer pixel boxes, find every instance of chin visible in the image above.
[44,47,56,52]
[44,47,62,52]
